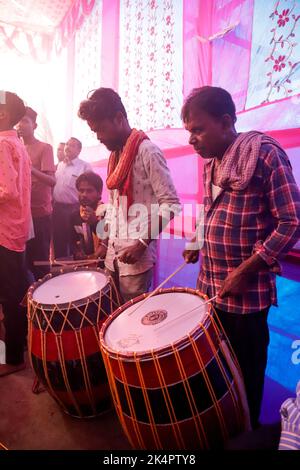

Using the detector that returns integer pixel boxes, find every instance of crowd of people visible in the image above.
[0,86,300,432]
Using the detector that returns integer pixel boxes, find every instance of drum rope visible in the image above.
[30,304,67,409]
[127,261,188,317]
[41,331,66,411]
[172,344,208,449]
[117,354,146,448]
[134,355,162,449]
[218,338,252,432]
[190,323,229,441]
[205,308,250,431]
[75,329,97,414]
[151,352,185,448]
[207,316,246,430]
[210,310,244,377]
[108,273,123,309]
[56,334,83,417]
[102,351,135,448]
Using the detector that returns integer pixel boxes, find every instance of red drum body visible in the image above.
[100,287,249,449]
[28,267,120,418]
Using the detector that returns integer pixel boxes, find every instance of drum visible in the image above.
[100,287,250,449]
[27,266,120,418]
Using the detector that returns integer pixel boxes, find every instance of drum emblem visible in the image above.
[141,310,168,325]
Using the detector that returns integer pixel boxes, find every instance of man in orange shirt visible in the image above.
[0,91,31,377]
[16,107,56,280]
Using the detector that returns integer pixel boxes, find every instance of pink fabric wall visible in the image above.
[100,0,120,90]
[183,0,213,95]
[85,0,300,284]
[211,0,254,112]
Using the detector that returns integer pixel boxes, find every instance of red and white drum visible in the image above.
[28,267,120,418]
[100,287,250,449]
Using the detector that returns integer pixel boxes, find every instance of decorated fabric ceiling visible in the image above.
[0,0,96,61]
[1,0,299,151]
[0,0,73,33]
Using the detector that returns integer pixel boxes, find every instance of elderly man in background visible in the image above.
[52,137,92,258]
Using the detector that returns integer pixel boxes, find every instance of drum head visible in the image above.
[104,291,208,354]
[32,270,108,306]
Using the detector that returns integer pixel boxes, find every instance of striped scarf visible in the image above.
[106,129,149,210]
[215,131,289,190]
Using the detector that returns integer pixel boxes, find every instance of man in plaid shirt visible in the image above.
[182,86,300,429]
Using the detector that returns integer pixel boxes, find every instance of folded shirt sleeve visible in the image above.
[253,147,300,269]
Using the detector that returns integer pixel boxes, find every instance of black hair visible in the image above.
[0,91,26,127]
[181,86,237,123]
[69,137,82,151]
[78,87,127,122]
[25,106,38,123]
[76,171,103,194]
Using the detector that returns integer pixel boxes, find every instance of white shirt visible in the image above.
[103,140,180,276]
[53,158,92,204]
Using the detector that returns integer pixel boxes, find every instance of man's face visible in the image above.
[57,143,65,162]
[88,117,124,151]
[77,181,101,208]
[185,110,228,160]
[16,116,35,138]
[64,138,81,161]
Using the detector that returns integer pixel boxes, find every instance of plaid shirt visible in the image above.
[198,143,300,314]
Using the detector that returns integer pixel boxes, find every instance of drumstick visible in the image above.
[154,294,218,332]
[54,258,104,266]
[127,261,188,316]
[34,258,105,266]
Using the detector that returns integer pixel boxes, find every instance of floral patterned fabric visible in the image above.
[246,0,300,108]
[119,0,183,131]
[72,0,103,146]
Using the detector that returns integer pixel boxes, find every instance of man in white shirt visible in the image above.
[78,88,180,303]
[53,137,92,258]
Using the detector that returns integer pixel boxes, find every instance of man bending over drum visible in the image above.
[182,86,300,429]
[71,171,106,267]
[78,88,180,303]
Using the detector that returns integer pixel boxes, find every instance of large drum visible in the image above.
[100,287,250,449]
[28,267,120,418]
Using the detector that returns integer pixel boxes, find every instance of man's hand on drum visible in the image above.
[74,251,87,260]
[218,267,252,298]
[118,241,147,264]
[88,242,107,261]
[80,205,98,225]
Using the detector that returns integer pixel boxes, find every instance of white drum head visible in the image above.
[104,292,208,353]
[32,271,108,305]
